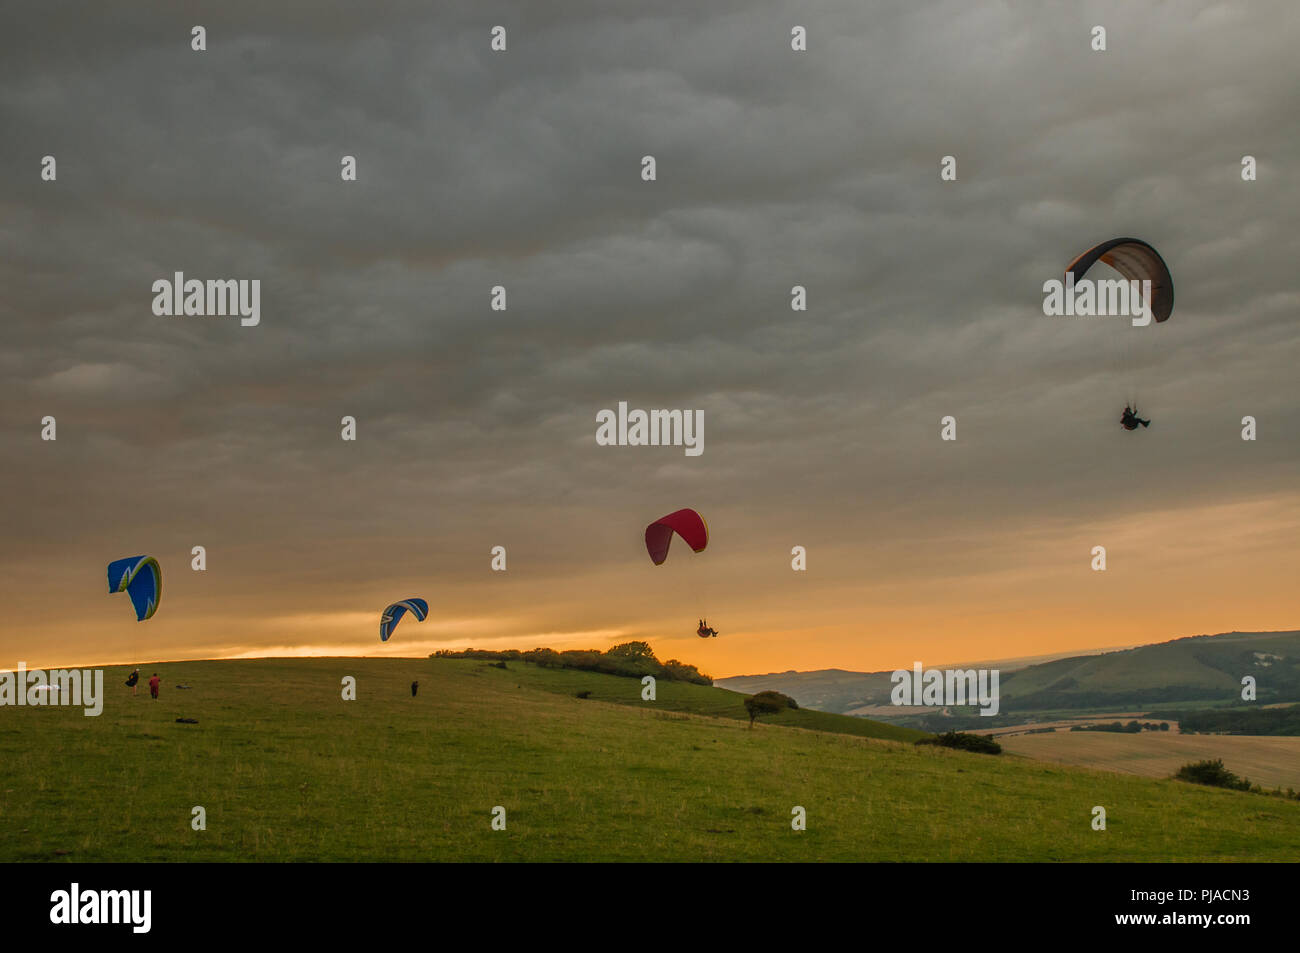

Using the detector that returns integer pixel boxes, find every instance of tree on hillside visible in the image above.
[745,690,794,727]
[605,641,656,662]
[661,658,713,686]
[433,644,712,684]
[523,648,561,667]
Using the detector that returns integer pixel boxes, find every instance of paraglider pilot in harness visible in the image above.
[1121,405,1150,430]
[697,619,718,638]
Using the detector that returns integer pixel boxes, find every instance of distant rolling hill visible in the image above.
[998,631,1300,710]
[718,631,1300,716]
[716,668,898,716]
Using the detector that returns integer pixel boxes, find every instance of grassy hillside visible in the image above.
[496,660,923,743]
[2,657,1298,861]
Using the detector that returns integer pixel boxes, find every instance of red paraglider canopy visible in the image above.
[645,508,709,565]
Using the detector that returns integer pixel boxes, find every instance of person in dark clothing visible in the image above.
[125,669,140,696]
[1121,405,1151,430]
[148,673,160,700]
[411,680,419,697]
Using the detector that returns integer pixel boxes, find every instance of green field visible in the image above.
[3,657,1298,862]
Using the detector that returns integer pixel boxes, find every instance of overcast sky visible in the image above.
[2,1,1297,676]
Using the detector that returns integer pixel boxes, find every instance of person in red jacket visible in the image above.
[148,673,160,700]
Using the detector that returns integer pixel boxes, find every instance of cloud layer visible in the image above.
[2,1,1297,673]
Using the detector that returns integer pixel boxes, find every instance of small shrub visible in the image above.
[1174,759,1251,791]
[914,731,1002,755]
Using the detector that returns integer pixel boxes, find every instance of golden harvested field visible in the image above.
[975,715,1175,738]
[1000,731,1300,791]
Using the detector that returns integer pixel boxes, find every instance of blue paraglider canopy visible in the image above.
[379,598,429,642]
[107,556,162,621]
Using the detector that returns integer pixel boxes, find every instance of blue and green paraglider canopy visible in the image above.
[107,556,162,621]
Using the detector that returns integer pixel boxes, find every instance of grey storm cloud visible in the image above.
[1,0,1297,660]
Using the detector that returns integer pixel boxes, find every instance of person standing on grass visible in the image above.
[125,669,140,696]
[411,680,419,697]
[148,673,160,700]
